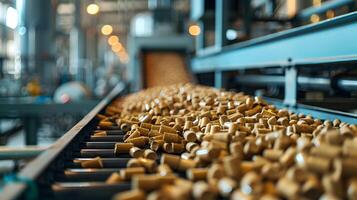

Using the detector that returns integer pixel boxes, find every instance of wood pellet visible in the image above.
[94,84,356,200]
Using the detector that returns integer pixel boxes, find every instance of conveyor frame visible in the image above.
[0,83,127,200]
[191,11,357,115]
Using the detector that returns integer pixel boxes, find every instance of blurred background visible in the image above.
[0,0,356,174]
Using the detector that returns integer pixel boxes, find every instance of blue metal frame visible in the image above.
[192,12,357,72]
[191,12,357,122]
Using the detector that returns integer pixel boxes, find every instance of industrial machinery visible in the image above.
[0,1,356,200]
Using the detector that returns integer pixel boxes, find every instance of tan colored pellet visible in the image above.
[125,137,149,148]
[112,189,145,200]
[277,177,299,199]
[115,143,134,155]
[263,149,283,162]
[192,181,217,200]
[80,157,103,168]
[163,132,181,143]
[120,167,146,180]
[217,177,237,197]
[223,155,241,179]
[157,164,173,176]
[106,172,123,184]
[129,147,144,158]
[187,168,208,181]
[161,154,180,170]
[178,158,196,171]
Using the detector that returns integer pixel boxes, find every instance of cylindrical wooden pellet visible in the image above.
[115,143,134,155]
[127,158,142,168]
[322,175,344,198]
[184,121,193,131]
[132,174,161,191]
[163,132,181,143]
[187,168,208,181]
[125,137,149,148]
[263,149,283,162]
[125,130,141,142]
[138,158,157,173]
[192,181,217,200]
[161,154,180,170]
[150,139,163,151]
[223,155,241,179]
[106,172,123,184]
[120,167,146,180]
[157,164,173,176]
[302,175,322,199]
[186,142,199,152]
[178,159,196,171]
[143,149,157,160]
[159,125,176,134]
[112,189,145,200]
[80,157,103,168]
[183,130,197,142]
[310,144,341,159]
[279,147,296,167]
[348,179,357,200]
[277,177,299,199]
[218,177,237,197]
[210,125,221,134]
[240,172,263,195]
[129,147,144,158]
[305,156,331,174]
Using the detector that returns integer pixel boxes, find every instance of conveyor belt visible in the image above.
[52,128,135,199]
[1,83,356,200]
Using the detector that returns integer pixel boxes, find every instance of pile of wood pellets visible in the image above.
[93,84,357,200]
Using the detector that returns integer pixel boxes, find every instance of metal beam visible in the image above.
[192,12,357,73]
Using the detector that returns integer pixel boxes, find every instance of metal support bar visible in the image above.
[284,67,298,106]
[215,0,228,49]
[0,147,46,160]
[23,117,40,145]
[196,21,205,51]
[214,70,223,88]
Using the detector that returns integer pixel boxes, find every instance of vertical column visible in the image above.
[243,0,252,38]
[17,0,56,93]
[215,70,224,89]
[284,66,298,106]
[215,0,228,50]
[70,0,86,81]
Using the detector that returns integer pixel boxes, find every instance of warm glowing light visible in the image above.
[326,10,335,19]
[101,25,113,35]
[87,3,99,15]
[111,43,123,52]
[310,14,320,23]
[287,0,297,17]
[119,53,129,64]
[313,0,321,7]
[188,25,201,36]
[108,35,119,45]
